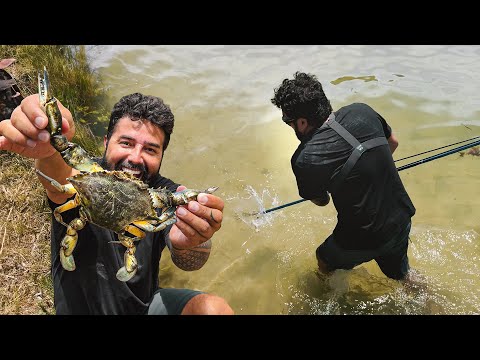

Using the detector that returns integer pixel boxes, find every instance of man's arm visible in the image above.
[168,187,223,271]
[169,237,212,271]
[294,167,330,207]
[0,94,78,204]
[388,131,399,154]
[310,191,330,207]
[376,109,398,154]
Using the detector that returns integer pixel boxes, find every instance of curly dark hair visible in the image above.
[271,72,332,128]
[107,93,174,150]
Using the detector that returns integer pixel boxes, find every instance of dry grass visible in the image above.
[0,152,54,314]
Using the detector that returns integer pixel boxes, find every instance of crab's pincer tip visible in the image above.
[116,267,137,282]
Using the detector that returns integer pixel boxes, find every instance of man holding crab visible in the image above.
[0,91,234,315]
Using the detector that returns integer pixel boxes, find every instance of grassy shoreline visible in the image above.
[0,45,108,314]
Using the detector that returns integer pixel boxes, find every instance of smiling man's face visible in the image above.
[101,117,165,184]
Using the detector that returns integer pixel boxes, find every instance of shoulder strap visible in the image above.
[325,114,360,148]
[324,113,388,193]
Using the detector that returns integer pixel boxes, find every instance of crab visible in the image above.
[36,67,218,282]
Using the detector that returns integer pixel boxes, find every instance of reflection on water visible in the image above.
[87,45,480,314]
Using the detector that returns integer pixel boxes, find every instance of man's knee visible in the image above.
[182,293,234,315]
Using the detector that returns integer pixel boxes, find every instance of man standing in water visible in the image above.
[271,71,416,280]
[0,92,234,315]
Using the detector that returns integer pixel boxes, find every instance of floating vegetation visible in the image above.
[331,75,378,85]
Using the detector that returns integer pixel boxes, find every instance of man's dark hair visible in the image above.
[271,72,333,128]
[107,93,174,150]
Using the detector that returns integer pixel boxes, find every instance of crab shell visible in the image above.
[67,170,169,233]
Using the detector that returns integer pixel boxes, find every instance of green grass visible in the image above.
[0,45,107,155]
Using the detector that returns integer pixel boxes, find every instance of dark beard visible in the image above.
[293,124,314,142]
[294,125,309,142]
[295,129,306,142]
[97,154,162,187]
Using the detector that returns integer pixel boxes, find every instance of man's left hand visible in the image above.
[169,185,224,249]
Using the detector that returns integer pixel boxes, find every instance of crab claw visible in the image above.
[38,66,63,141]
[59,220,84,271]
[205,186,219,194]
[38,66,51,106]
[169,186,219,206]
[116,248,138,282]
[60,234,77,271]
[38,68,105,172]
[60,249,76,271]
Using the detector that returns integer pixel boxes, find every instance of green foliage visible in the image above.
[0,45,109,154]
[73,121,103,157]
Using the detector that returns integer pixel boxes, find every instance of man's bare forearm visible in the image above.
[170,239,211,271]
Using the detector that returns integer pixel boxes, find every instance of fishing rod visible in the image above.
[261,198,308,214]
[256,137,480,215]
[396,138,480,171]
[394,135,480,162]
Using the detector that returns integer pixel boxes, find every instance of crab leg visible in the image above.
[170,187,219,205]
[35,168,85,271]
[35,169,78,225]
[60,217,86,271]
[35,168,76,193]
[132,209,177,232]
[115,234,142,282]
[123,224,146,238]
[150,186,219,210]
[38,67,103,173]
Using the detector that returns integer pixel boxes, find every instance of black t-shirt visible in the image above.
[48,172,179,315]
[292,103,415,250]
